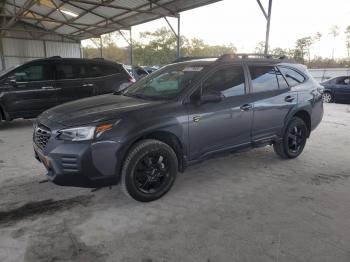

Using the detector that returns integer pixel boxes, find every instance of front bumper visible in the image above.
[33,139,124,188]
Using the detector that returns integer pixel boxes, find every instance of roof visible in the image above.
[1,0,222,42]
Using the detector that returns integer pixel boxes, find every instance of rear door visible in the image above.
[3,61,57,117]
[333,76,350,103]
[54,61,95,104]
[247,64,298,141]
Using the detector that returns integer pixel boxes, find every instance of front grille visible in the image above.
[34,124,51,149]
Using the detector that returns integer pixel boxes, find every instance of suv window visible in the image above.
[335,76,350,85]
[278,67,305,87]
[85,63,120,78]
[11,64,50,82]
[56,63,76,79]
[202,66,245,97]
[249,66,279,93]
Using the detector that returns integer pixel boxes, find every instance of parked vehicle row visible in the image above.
[32,54,324,202]
[0,57,134,122]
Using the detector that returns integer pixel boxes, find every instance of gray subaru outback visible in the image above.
[33,54,324,202]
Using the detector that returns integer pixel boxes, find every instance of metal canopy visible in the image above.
[0,0,222,41]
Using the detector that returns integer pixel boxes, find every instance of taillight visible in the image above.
[129,77,136,83]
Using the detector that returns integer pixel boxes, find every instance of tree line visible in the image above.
[83,25,350,68]
[256,25,350,68]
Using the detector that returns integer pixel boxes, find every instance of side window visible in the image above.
[12,64,48,82]
[278,67,305,87]
[249,66,279,93]
[202,66,245,97]
[335,77,350,85]
[56,63,76,80]
[85,63,104,78]
[345,77,350,85]
[102,65,120,76]
[275,67,289,89]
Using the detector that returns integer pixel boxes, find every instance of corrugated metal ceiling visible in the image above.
[1,0,222,40]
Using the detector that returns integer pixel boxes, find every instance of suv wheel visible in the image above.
[121,139,178,202]
[322,92,333,103]
[273,117,308,159]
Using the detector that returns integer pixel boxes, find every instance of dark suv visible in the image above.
[33,54,324,202]
[0,57,133,122]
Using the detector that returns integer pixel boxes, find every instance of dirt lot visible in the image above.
[0,103,349,262]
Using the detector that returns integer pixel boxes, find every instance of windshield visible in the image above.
[123,64,206,100]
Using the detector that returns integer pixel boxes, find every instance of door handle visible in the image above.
[193,116,201,122]
[41,86,54,90]
[285,96,295,102]
[82,83,94,87]
[240,104,253,111]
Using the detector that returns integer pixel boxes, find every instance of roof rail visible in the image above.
[172,56,217,63]
[217,53,292,61]
[48,56,61,59]
[171,53,294,64]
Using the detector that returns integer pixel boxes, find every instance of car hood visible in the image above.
[38,94,161,127]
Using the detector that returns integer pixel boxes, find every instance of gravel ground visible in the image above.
[0,103,349,262]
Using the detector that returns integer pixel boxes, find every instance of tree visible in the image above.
[345,26,350,60]
[255,41,265,54]
[329,25,339,59]
[293,37,313,64]
[314,32,322,58]
[82,27,236,66]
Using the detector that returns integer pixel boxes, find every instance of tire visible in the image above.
[273,117,308,159]
[322,92,333,103]
[121,139,178,202]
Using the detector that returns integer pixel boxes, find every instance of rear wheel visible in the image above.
[322,92,333,103]
[274,117,308,159]
[121,139,178,202]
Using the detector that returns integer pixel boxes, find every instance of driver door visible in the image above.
[187,65,253,160]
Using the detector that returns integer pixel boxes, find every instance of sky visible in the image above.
[84,0,350,59]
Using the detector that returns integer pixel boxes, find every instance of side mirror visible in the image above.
[199,93,223,105]
[7,76,17,85]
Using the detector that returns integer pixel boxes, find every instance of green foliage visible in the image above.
[345,25,350,59]
[83,27,236,66]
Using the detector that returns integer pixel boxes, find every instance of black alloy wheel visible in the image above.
[121,139,178,202]
[274,117,308,159]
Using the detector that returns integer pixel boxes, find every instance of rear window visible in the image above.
[249,66,279,93]
[278,66,305,87]
[86,63,121,77]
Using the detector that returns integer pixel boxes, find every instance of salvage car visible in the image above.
[33,54,324,202]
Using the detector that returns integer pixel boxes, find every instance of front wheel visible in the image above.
[121,139,178,202]
[273,117,308,159]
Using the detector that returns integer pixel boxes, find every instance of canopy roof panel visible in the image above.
[1,0,222,41]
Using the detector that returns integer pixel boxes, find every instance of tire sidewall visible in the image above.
[122,141,178,202]
[282,118,308,158]
[322,92,333,103]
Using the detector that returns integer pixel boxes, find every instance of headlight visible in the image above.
[59,126,96,141]
[58,121,119,141]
